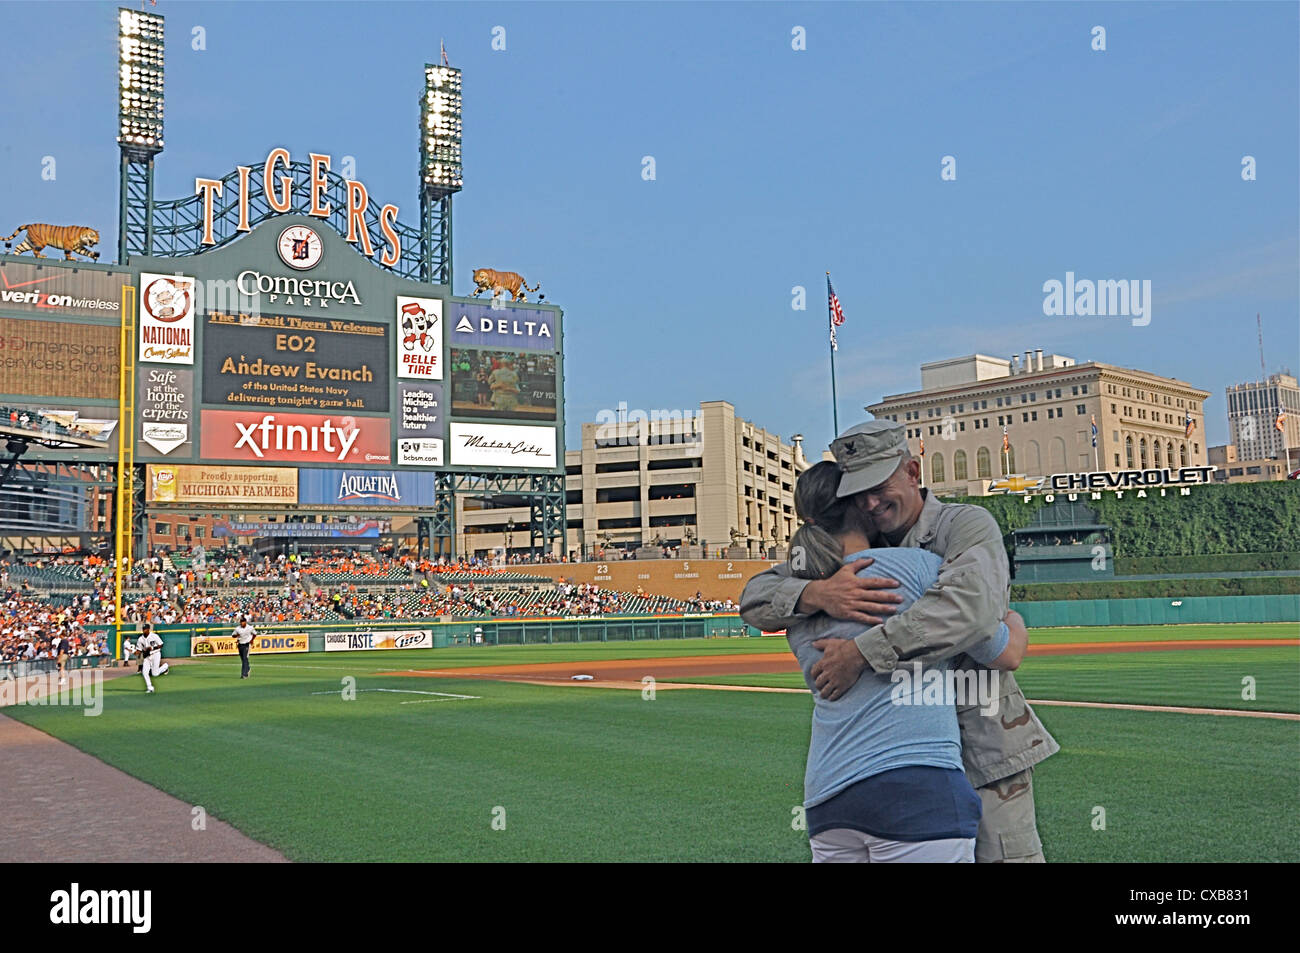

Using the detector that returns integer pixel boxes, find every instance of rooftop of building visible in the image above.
[868,349,1211,406]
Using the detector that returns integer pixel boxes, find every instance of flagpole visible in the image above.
[1280,411,1290,475]
[829,323,839,436]
[826,273,840,435]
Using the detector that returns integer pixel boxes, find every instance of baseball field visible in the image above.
[4,622,1297,863]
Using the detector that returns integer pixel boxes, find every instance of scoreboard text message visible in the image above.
[201,311,389,413]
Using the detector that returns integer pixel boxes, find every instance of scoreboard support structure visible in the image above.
[427,471,567,561]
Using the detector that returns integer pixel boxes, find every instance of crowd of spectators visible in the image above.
[0,544,746,651]
[1,589,112,666]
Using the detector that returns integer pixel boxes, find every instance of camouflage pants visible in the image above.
[975,767,1045,863]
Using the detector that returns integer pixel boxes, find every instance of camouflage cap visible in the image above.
[830,419,908,498]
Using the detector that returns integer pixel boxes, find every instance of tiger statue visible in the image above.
[2,224,100,261]
[470,268,541,302]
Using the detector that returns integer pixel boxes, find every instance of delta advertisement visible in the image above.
[190,632,310,657]
[201,310,389,413]
[323,630,434,652]
[138,368,194,457]
[447,302,556,352]
[199,410,392,465]
[0,317,121,401]
[138,272,196,365]
[297,468,437,507]
[147,464,298,504]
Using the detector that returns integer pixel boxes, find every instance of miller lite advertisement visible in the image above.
[396,295,443,380]
[138,271,197,365]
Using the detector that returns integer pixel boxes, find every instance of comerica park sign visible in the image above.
[989,466,1217,500]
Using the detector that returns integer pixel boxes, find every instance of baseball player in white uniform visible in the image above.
[137,623,168,693]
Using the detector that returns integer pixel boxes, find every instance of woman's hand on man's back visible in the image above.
[796,559,904,625]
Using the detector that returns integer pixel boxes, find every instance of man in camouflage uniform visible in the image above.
[741,420,1059,862]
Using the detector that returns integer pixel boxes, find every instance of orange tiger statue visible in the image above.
[3,224,101,261]
[470,268,541,302]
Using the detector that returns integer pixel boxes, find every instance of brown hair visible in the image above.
[789,461,856,580]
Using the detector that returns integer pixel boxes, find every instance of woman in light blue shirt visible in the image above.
[787,462,1026,863]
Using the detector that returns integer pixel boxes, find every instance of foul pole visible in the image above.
[114,283,137,658]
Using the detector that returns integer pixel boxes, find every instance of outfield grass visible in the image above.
[5,627,1297,862]
[684,648,1300,713]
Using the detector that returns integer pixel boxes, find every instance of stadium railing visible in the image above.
[1,656,112,679]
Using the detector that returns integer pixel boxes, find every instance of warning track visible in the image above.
[384,638,1297,689]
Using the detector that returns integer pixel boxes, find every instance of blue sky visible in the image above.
[2,1,1296,451]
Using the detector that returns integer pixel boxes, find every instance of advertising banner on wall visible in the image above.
[201,310,389,413]
[0,261,127,319]
[449,421,557,469]
[0,404,118,457]
[138,367,194,457]
[138,272,196,365]
[190,632,309,657]
[199,410,392,465]
[213,519,381,538]
[396,437,444,467]
[447,302,555,352]
[298,468,437,507]
[0,318,121,401]
[323,630,434,652]
[398,381,442,438]
[450,347,557,421]
[146,464,297,504]
[395,296,442,380]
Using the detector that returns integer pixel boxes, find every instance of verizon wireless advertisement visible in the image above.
[199,410,392,465]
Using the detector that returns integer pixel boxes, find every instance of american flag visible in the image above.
[827,274,845,351]
[1091,414,1098,448]
[1184,410,1195,439]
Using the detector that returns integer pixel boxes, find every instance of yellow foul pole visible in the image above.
[114,284,137,657]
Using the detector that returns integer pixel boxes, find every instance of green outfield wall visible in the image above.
[1011,595,1300,627]
[94,596,1299,661]
[100,614,753,658]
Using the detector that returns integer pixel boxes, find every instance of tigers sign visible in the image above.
[194,149,403,267]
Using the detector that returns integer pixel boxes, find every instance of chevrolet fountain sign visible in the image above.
[990,466,1218,500]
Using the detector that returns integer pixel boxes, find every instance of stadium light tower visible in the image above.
[420,61,463,286]
[117,6,165,263]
